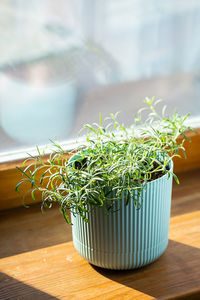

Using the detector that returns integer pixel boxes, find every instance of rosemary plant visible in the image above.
[16,98,194,223]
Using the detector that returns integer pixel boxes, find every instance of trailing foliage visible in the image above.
[16,98,195,223]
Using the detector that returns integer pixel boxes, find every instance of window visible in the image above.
[0,0,200,158]
[0,0,200,210]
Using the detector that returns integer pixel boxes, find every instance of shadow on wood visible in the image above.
[91,239,200,299]
[0,272,59,300]
[0,203,72,259]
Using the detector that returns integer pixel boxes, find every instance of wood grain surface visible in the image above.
[0,169,200,300]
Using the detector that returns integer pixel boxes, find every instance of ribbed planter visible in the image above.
[71,163,173,270]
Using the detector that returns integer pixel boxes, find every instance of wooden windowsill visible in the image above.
[0,168,200,299]
[0,128,200,211]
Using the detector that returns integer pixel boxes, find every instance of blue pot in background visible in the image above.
[71,162,173,270]
[0,75,76,145]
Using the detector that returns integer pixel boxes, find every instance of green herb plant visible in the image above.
[16,98,194,224]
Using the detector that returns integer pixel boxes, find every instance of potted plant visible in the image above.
[16,98,194,270]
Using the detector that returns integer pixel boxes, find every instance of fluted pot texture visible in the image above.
[71,164,173,270]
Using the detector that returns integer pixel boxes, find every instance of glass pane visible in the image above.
[0,0,200,154]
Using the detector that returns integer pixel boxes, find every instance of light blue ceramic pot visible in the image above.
[71,162,173,270]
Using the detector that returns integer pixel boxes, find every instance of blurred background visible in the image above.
[0,0,200,154]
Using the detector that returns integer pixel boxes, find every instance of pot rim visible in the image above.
[145,158,173,186]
